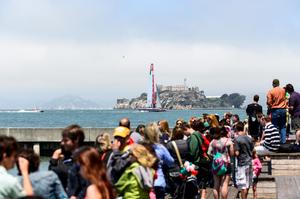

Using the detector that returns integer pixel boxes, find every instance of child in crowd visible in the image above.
[252,149,262,199]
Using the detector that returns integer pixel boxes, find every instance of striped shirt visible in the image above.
[263,123,281,152]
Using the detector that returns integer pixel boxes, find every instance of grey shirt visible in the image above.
[130,131,143,143]
[235,135,253,166]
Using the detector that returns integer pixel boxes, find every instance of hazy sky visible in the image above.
[1,0,300,108]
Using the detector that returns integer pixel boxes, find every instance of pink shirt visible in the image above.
[252,157,262,176]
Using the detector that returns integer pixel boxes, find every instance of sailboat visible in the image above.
[18,105,44,113]
[138,63,166,112]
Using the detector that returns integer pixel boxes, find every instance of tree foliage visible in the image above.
[221,93,246,108]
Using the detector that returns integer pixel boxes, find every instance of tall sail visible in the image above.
[147,64,153,107]
[139,63,166,112]
[147,63,157,108]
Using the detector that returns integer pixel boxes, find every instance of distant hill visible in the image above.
[42,95,100,110]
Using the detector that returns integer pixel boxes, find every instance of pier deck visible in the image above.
[276,176,300,199]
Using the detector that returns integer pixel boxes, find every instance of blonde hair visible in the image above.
[207,114,219,128]
[144,122,160,144]
[95,133,111,151]
[131,144,157,168]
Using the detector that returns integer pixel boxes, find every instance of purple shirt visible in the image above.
[289,91,300,117]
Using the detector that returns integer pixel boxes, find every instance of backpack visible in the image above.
[188,132,211,174]
[211,139,228,176]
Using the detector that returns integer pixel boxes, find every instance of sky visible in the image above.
[1,0,300,108]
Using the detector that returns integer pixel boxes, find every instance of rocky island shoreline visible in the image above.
[115,86,246,110]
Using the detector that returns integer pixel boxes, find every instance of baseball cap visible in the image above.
[113,126,130,138]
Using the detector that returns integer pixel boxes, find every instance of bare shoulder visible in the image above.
[86,184,101,199]
[226,138,233,146]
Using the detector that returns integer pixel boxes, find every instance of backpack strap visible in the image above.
[222,138,230,167]
[222,138,229,151]
[171,141,183,168]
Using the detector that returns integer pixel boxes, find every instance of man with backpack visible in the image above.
[183,119,210,199]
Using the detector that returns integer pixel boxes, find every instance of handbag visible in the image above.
[172,141,199,199]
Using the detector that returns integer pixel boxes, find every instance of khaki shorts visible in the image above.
[291,116,300,130]
[236,164,253,190]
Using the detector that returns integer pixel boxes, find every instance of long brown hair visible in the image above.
[75,146,114,199]
[158,120,171,136]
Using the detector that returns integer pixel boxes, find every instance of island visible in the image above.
[115,85,246,110]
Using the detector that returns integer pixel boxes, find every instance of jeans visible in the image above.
[271,108,287,144]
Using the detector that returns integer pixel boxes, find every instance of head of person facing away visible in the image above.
[158,120,171,135]
[235,121,245,135]
[212,126,228,140]
[253,94,259,102]
[258,114,271,127]
[61,124,85,155]
[224,112,233,120]
[144,122,160,145]
[73,146,114,199]
[119,118,131,129]
[131,144,158,168]
[190,119,205,133]
[16,148,40,175]
[207,114,220,128]
[95,133,112,153]
[272,79,280,88]
[0,135,19,170]
[285,83,294,94]
[171,127,184,141]
[113,126,130,151]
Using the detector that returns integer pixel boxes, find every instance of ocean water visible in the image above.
[0,109,248,128]
[4,109,248,173]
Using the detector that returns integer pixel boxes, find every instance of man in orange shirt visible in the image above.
[267,79,288,144]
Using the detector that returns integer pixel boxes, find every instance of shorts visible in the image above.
[292,116,300,130]
[253,176,258,184]
[197,174,209,189]
[225,164,232,175]
[235,164,253,190]
[197,164,210,189]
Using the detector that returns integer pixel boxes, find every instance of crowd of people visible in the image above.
[0,79,300,199]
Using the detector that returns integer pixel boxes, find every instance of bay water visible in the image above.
[0,109,248,128]
[2,109,248,173]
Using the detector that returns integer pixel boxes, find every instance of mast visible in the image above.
[150,63,157,108]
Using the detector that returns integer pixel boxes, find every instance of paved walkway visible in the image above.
[275,176,300,199]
